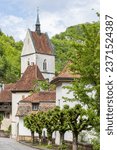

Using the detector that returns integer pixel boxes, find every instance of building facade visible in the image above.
[11,11,55,139]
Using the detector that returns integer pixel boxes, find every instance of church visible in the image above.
[0,10,85,144]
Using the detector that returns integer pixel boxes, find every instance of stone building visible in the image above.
[0,83,15,130]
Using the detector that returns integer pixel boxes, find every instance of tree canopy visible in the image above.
[0,30,22,83]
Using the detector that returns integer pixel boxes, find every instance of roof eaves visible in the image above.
[51,77,74,84]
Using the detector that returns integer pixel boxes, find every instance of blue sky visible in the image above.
[0,0,99,41]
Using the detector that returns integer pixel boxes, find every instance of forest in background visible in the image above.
[0,21,99,83]
[0,30,22,83]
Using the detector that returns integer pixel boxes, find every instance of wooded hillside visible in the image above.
[0,21,99,83]
[0,30,22,83]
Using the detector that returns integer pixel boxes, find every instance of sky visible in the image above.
[0,0,99,41]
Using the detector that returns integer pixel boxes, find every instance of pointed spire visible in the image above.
[35,7,41,35]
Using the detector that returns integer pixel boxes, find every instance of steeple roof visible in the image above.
[35,8,41,35]
[30,31,54,55]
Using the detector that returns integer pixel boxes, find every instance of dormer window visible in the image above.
[43,59,47,71]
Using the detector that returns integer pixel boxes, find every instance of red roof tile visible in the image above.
[16,91,56,116]
[16,102,32,117]
[0,83,15,102]
[39,102,55,112]
[31,31,54,55]
[12,65,44,92]
[21,91,56,102]
[51,62,80,84]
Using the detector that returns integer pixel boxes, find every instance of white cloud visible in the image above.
[0,14,27,41]
[0,0,99,41]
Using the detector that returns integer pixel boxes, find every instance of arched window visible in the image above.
[43,59,47,71]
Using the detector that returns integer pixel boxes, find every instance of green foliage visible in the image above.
[0,113,3,126]
[58,143,67,150]
[67,104,93,134]
[51,22,99,74]
[91,137,100,150]
[35,111,45,142]
[33,80,56,93]
[0,31,22,83]
[63,22,100,133]
[24,113,37,133]
[7,125,11,134]
[55,105,70,134]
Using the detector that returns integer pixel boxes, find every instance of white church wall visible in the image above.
[21,53,36,74]
[21,30,36,56]
[21,30,37,74]
[36,54,55,81]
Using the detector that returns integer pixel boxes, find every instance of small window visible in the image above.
[43,59,47,71]
[32,103,39,111]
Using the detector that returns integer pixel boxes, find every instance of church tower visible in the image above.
[21,9,55,81]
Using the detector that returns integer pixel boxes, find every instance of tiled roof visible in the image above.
[0,83,15,102]
[51,62,80,84]
[31,31,54,55]
[16,102,31,117]
[16,91,56,116]
[12,65,44,92]
[21,91,56,102]
[39,102,55,112]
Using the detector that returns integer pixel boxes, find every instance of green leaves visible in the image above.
[0,31,22,83]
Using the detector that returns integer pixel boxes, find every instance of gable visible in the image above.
[31,32,54,55]
[12,65,44,92]
[21,29,36,56]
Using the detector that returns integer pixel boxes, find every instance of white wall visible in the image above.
[19,117,31,136]
[56,83,62,107]
[21,30,36,74]
[56,82,78,109]
[36,54,55,81]
[21,30,35,56]
[11,92,30,139]
[21,30,55,81]
[21,54,36,74]
[55,82,79,144]
[19,118,47,137]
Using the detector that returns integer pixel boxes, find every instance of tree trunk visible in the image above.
[31,131,34,144]
[38,133,42,144]
[60,132,64,145]
[48,133,52,145]
[72,132,78,150]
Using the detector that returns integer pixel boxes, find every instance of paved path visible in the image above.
[0,138,37,150]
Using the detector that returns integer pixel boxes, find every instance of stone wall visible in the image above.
[0,130,9,138]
